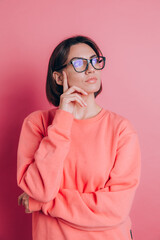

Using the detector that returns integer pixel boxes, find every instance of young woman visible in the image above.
[17,35,141,240]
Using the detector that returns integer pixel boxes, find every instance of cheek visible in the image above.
[97,71,101,79]
[66,72,83,86]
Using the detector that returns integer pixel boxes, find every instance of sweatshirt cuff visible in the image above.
[29,197,43,212]
[51,109,74,131]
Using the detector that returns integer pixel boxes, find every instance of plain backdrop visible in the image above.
[0,0,160,239]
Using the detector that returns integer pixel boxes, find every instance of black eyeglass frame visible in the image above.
[54,56,106,73]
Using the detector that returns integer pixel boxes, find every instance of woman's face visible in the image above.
[62,43,102,94]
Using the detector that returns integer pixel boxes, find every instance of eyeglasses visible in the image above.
[55,56,106,73]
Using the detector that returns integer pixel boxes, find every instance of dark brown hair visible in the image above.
[46,35,103,106]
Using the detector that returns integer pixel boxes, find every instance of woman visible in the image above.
[17,35,141,240]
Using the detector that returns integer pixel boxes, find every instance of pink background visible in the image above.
[0,0,160,239]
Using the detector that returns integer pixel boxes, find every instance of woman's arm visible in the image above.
[17,109,74,202]
[27,123,141,231]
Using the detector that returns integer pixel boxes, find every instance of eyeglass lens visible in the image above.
[72,57,104,72]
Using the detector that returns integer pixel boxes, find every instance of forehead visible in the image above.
[67,43,97,60]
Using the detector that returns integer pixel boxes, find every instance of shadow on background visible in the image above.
[0,68,41,240]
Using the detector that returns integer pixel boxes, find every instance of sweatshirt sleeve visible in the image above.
[28,120,141,231]
[17,109,74,202]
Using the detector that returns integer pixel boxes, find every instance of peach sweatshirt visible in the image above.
[17,107,141,240]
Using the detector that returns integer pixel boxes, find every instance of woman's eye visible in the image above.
[73,59,83,68]
[92,58,98,64]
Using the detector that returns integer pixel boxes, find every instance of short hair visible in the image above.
[46,35,104,106]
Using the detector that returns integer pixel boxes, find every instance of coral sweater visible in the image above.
[17,107,141,240]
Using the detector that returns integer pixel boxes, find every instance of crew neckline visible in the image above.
[73,107,106,124]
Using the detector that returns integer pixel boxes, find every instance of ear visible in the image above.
[52,71,63,85]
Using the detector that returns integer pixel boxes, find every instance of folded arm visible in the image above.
[28,124,141,231]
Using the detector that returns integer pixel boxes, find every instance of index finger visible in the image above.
[62,71,68,93]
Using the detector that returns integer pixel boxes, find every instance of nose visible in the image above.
[85,61,95,74]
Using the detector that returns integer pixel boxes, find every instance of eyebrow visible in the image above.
[71,55,97,60]
[90,54,97,59]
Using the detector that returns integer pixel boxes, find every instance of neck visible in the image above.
[72,93,102,120]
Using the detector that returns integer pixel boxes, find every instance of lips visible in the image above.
[85,77,97,82]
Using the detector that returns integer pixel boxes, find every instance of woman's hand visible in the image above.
[59,71,88,114]
[18,192,32,214]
